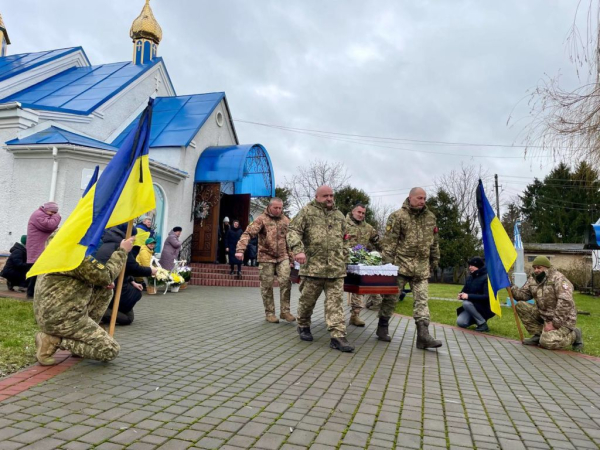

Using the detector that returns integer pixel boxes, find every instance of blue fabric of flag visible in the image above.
[79,98,154,256]
[82,166,99,197]
[476,180,517,317]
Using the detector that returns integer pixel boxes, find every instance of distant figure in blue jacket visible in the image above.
[456,257,494,332]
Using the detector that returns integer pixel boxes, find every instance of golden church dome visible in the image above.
[0,13,10,44]
[130,0,162,44]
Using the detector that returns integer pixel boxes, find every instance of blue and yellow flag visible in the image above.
[28,99,156,277]
[476,179,517,317]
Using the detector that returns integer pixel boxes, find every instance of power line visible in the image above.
[234,119,553,159]
[235,119,553,149]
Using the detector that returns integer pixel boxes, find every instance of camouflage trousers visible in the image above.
[350,294,364,313]
[350,294,382,312]
[259,260,291,315]
[380,275,429,323]
[34,286,120,362]
[516,302,575,350]
[297,276,346,338]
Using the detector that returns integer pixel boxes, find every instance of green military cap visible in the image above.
[531,255,551,268]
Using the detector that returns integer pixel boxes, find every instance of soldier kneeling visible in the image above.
[511,256,584,352]
[33,237,134,365]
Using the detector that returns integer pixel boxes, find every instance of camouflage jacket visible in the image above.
[380,198,440,278]
[344,213,379,250]
[511,268,577,330]
[287,200,347,278]
[34,250,127,329]
[236,209,293,263]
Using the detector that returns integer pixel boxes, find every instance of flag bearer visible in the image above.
[511,256,584,351]
[33,237,134,365]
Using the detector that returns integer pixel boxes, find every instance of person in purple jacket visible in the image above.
[26,202,61,298]
[159,226,182,271]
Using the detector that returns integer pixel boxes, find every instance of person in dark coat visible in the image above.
[217,217,230,264]
[158,227,182,271]
[456,257,494,332]
[1,235,28,291]
[225,220,243,276]
[95,225,157,325]
[244,236,258,267]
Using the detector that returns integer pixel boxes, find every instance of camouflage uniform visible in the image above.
[237,209,294,316]
[33,249,127,362]
[287,200,347,337]
[511,268,577,350]
[345,213,381,313]
[379,198,440,323]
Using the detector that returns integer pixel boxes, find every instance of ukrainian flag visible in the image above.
[28,99,156,277]
[476,180,517,317]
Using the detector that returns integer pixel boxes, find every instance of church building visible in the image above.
[0,1,275,264]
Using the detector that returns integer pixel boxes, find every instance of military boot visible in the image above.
[572,328,584,352]
[376,317,391,342]
[280,312,296,322]
[416,321,442,349]
[298,327,313,341]
[266,314,280,323]
[330,337,354,352]
[35,332,61,366]
[523,334,540,346]
[349,311,365,327]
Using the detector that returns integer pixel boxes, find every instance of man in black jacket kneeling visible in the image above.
[95,224,157,325]
[456,257,494,332]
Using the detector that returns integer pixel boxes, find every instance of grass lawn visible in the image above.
[0,298,38,378]
[396,283,600,357]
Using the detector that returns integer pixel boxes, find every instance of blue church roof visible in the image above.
[0,47,89,82]
[112,92,225,148]
[1,58,163,115]
[6,126,118,151]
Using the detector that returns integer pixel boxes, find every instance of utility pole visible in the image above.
[494,174,500,218]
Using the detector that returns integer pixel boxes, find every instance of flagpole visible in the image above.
[109,220,133,337]
[506,287,524,342]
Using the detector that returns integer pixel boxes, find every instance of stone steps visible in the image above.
[189,263,276,288]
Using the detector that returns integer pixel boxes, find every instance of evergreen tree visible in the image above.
[252,186,293,218]
[334,185,375,226]
[519,162,600,243]
[427,189,480,282]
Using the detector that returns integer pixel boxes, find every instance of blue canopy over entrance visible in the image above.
[194,144,275,197]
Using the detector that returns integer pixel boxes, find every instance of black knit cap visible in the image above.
[173,226,182,232]
[468,257,485,269]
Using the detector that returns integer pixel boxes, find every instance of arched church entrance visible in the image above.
[191,144,274,263]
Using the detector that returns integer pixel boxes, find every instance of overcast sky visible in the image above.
[2,0,588,211]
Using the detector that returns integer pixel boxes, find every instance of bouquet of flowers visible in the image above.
[349,245,382,266]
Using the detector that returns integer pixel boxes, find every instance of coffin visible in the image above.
[343,264,399,294]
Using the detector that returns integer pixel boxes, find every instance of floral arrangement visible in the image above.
[194,201,210,221]
[170,272,185,286]
[154,267,172,286]
[349,245,382,266]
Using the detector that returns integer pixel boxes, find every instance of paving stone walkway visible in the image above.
[1,286,599,450]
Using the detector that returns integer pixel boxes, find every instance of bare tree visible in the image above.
[370,200,395,236]
[516,1,600,164]
[284,160,350,213]
[434,163,489,234]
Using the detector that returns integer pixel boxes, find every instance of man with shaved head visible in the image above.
[378,187,442,349]
[236,198,295,324]
[287,185,354,352]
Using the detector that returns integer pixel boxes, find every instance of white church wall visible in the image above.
[165,100,238,246]
[0,120,39,252]
[5,152,184,254]
[6,156,56,246]
[149,147,184,168]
